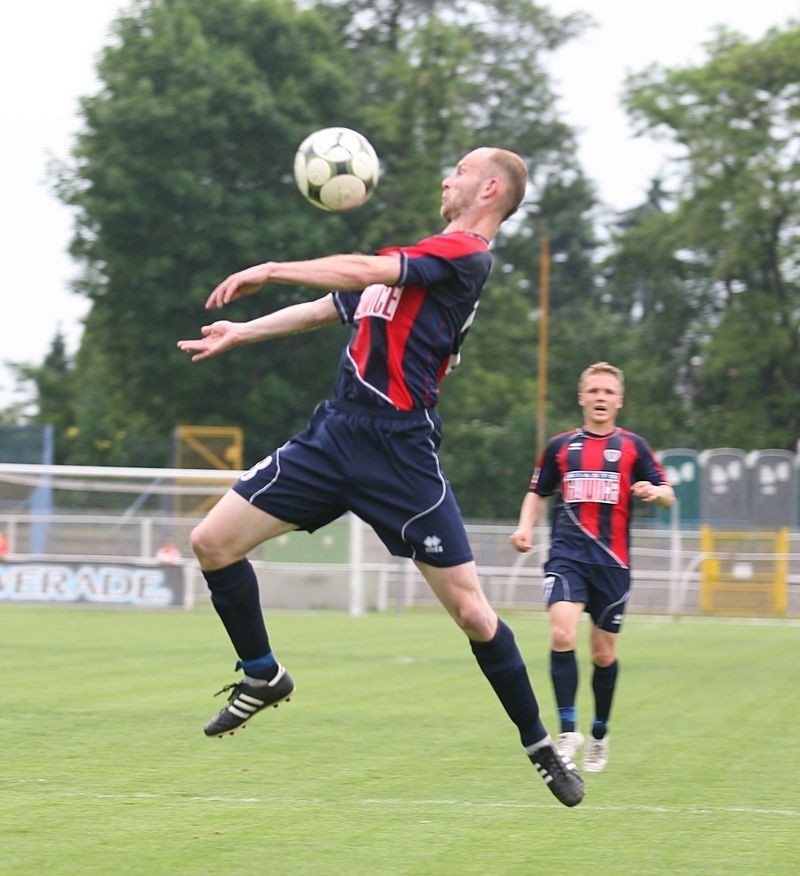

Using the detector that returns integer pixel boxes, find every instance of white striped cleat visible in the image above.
[527,741,585,807]
[203,665,295,737]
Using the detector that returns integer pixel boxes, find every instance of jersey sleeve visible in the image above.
[331,290,361,324]
[379,235,491,304]
[632,435,669,485]
[530,441,562,496]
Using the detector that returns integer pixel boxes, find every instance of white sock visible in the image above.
[524,735,553,756]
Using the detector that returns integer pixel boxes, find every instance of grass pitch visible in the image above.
[2,605,799,875]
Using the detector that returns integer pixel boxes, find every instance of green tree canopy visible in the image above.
[54,0,381,464]
[44,0,597,508]
[616,24,800,449]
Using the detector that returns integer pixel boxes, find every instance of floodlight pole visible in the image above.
[536,227,551,455]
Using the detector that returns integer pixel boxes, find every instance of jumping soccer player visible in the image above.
[178,147,584,807]
[509,362,674,772]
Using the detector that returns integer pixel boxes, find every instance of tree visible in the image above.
[8,331,75,462]
[49,0,599,484]
[619,24,800,449]
[55,0,375,464]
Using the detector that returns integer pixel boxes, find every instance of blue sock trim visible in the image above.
[558,706,577,724]
[236,652,277,676]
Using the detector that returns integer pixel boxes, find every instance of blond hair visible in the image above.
[578,361,625,394]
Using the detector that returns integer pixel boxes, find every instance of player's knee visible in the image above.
[550,625,577,651]
[451,600,495,640]
[592,647,616,667]
[190,523,234,569]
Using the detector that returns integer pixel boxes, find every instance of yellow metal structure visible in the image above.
[174,426,244,514]
[700,526,788,616]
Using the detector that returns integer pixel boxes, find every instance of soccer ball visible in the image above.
[293,127,379,211]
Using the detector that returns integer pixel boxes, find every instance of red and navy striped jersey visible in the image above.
[331,232,491,410]
[529,427,669,568]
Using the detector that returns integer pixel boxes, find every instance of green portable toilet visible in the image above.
[656,448,700,526]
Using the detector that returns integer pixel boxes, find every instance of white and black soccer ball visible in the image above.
[293,127,379,211]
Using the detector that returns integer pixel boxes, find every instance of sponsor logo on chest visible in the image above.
[563,470,621,504]
[354,283,404,321]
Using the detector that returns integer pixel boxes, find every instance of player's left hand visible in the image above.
[177,321,244,361]
[632,481,661,503]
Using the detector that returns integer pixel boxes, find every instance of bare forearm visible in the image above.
[266,253,402,291]
[237,295,339,343]
[177,295,340,362]
[206,253,403,310]
[509,491,547,552]
[517,491,545,530]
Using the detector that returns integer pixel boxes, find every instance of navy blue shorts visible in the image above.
[543,556,631,632]
[233,400,473,567]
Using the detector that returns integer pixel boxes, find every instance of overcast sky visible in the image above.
[2,0,799,408]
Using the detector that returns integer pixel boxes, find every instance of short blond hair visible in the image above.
[486,148,528,219]
[578,361,625,394]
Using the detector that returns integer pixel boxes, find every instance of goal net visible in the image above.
[0,463,239,558]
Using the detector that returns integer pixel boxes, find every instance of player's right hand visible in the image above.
[508,530,532,553]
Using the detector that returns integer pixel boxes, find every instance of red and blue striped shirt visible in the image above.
[530,427,669,568]
[332,232,491,410]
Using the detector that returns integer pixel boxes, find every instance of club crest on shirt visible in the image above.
[354,283,404,321]
[604,449,622,462]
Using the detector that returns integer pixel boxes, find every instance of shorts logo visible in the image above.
[423,534,443,554]
[543,575,556,600]
[604,449,622,463]
[611,613,624,626]
[241,455,273,481]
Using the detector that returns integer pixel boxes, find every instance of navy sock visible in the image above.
[591,660,618,738]
[550,649,578,733]
[203,560,277,678]
[470,618,547,748]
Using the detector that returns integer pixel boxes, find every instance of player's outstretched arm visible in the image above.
[205,253,402,310]
[178,295,339,362]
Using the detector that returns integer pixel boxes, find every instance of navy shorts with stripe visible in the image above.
[232,400,473,568]
[543,556,631,632]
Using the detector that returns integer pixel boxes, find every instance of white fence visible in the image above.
[1,463,799,615]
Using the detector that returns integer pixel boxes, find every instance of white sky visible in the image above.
[2,0,799,409]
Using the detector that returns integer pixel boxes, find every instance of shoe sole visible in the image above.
[544,776,585,807]
[531,762,585,807]
[206,686,295,738]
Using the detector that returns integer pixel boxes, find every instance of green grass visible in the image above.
[2,605,799,875]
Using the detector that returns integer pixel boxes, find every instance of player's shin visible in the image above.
[203,559,279,681]
[591,659,619,738]
[470,618,547,747]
